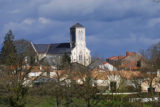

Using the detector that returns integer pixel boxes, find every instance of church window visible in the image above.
[78,31,83,41]
[79,55,82,61]
[71,30,75,41]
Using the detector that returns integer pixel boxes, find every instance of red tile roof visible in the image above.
[108,56,126,60]
[107,52,138,61]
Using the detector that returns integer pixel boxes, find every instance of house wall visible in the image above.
[93,75,121,90]
[94,80,109,87]
[141,77,160,92]
[38,53,47,61]
[44,54,64,66]
[107,75,121,90]
[28,72,45,78]
[99,63,117,71]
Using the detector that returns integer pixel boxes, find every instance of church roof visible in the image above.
[34,44,50,53]
[33,43,71,55]
[70,23,84,28]
[47,43,71,54]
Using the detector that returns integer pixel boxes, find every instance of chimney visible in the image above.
[157,69,160,77]
[40,65,42,71]
[126,51,130,56]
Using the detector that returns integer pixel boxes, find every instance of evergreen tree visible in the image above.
[61,53,71,69]
[62,53,71,64]
[58,53,71,69]
[1,30,17,65]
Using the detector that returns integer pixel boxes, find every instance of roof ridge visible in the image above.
[31,42,38,54]
[70,23,84,28]
[50,42,70,45]
[46,44,51,54]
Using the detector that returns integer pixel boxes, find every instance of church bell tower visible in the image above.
[70,23,86,48]
[70,23,91,66]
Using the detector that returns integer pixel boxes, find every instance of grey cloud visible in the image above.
[38,0,160,21]
[0,0,160,57]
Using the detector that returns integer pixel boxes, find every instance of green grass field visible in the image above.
[0,95,158,107]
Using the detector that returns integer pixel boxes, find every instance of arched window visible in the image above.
[79,51,83,61]
[78,31,83,41]
[79,55,82,61]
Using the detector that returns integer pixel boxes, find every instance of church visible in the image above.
[31,23,91,66]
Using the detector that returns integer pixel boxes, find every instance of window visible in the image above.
[79,55,82,61]
[110,81,117,92]
[148,87,155,93]
[78,31,83,41]
[71,30,76,41]
[137,60,141,67]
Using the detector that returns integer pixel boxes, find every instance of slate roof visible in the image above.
[33,43,71,55]
[70,23,84,29]
[14,40,35,54]
[47,43,71,54]
[34,44,50,53]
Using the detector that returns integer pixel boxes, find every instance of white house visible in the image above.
[141,70,160,92]
[91,70,143,91]
[99,62,117,71]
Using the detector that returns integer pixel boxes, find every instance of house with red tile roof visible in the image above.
[107,51,146,71]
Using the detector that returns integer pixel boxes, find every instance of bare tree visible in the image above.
[139,42,160,93]
[0,31,39,107]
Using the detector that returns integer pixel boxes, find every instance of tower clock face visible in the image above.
[78,31,83,40]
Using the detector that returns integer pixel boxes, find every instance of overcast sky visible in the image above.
[0,0,160,57]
